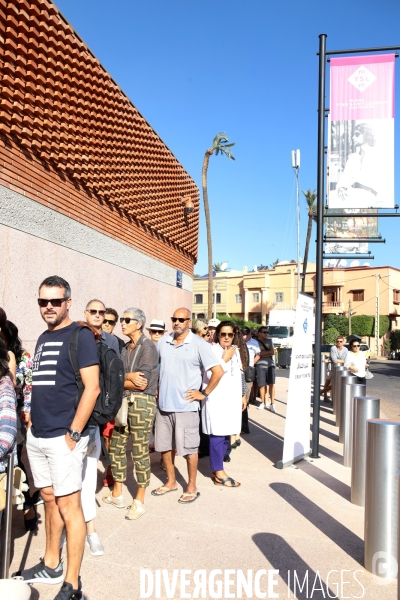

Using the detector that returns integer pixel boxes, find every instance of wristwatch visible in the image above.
[68,429,81,442]
[200,390,209,400]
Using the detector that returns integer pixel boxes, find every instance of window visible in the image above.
[275,292,284,303]
[235,294,242,303]
[253,293,260,302]
[394,290,400,304]
[352,290,364,302]
[213,293,221,304]
[194,294,203,304]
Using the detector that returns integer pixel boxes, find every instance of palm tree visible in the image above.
[212,262,224,272]
[301,189,317,292]
[202,133,235,318]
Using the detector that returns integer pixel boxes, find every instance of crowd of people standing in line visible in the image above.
[0,275,277,600]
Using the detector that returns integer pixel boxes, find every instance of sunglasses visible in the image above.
[38,298,68,308]
[354,131,362,137]
[219,332,234,338]
[120,317,138,324]
[150,329,163,334]
[352,344,360,348]
[103,319,116,325]
[87,309,106,316]
[259,330,268,334]
[171,317,189,323]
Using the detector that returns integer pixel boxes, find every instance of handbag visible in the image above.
[365,370,374,380]
[244,344,256,383]
[114,343,141,427]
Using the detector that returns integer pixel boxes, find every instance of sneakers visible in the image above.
[102,492,125,508]
[270,404,276,413]
[54,577,82,599]
[125,499,147,520]
[257,403,266,410]
[12,557,64,585]
[86,532,104,556]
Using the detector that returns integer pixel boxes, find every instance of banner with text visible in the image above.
[277,293,314,469]
[327,54,395,210]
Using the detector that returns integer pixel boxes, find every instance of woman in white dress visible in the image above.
[344,339,367,385]
[202,321,246,487]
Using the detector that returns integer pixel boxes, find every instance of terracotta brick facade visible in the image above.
[0,0,199,274]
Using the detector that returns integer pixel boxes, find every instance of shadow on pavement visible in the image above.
[253,532,336,599]
[246,419,283,464]
[296,461,351,501]
[318,445,343,464]
[270,483,363,564]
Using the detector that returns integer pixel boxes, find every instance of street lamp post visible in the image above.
[291,149,301,299]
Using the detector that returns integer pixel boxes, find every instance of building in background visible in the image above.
[193,263,400,351]
[0,0,199,352]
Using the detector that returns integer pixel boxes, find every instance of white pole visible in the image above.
[376,275,380,357]
[291,149,301,299]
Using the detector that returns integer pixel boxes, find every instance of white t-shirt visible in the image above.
[344,351,366,378]
[246,339,260,367]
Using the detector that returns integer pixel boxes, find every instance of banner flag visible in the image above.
[325,207,378,254]
[276,293,314,469]
[327,54,395,209]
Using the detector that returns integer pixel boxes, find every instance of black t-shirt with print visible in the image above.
[31,322,99,439]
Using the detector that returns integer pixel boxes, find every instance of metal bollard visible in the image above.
[333,365,345,425]
[321,356,327,388]
[342,383,366,467]
[337,373,357,441]
[331,364,336,415]
[364,419,400,580]
[351,396,380,506]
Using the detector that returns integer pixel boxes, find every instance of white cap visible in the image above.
[147,319,165,331]
[208,318,220,327]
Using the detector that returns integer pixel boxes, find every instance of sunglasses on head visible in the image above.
[171,317,189,323]
[103,319,116,325]
[220,332,234,338]
[87,309,106,316]
[120,317,138,324]
[38,298,68,308]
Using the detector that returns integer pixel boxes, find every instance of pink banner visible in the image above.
[331,55,395,120]
[327,54,395,210]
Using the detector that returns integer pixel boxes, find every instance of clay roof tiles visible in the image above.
[0,0,199,261]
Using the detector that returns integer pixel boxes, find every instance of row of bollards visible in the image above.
[328,359,400,587]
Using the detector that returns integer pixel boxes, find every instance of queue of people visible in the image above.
[0,275,259,600]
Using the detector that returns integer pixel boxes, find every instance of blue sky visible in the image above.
[56,0,400,274]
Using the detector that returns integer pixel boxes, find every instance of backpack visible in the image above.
[68,326,124,426]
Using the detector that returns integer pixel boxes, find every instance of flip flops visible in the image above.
[151,486,178,496]
[178,492,200,504]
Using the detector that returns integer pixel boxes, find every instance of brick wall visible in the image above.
[0,0,199,274]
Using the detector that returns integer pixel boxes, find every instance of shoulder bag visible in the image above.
[244,343,256,383]
[114,343,141,427]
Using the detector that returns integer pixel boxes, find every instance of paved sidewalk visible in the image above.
[8,378,397,599]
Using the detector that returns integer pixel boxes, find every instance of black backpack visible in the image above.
[68,326,124,426]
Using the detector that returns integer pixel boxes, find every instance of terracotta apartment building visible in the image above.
[193,262,400,347]
[0,0,199,351]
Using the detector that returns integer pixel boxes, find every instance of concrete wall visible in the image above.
[0,186,192,354]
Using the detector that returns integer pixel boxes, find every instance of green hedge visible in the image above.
[390,330,400,351]
[216,314,261,330]
[324,327,340,345]
[325,314,390,338]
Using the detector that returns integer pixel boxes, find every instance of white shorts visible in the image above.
[26,428,88,497]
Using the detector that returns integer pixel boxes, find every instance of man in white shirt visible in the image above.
[242,327,260,403]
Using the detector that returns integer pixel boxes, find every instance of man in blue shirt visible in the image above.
[15,276,100,600]
[152,307,223,504]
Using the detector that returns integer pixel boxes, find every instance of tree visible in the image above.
[202,133,235,318]
[212,262,224,272]
[324,327,340,345]
[269,258,280,270]
[301,189,317,292]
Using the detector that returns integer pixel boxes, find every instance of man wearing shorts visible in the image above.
[152,307,223,503]
[256,326,276,413]
[14,276,100,600]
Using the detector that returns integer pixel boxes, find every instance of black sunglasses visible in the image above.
[219,332,234,338]
[259,330,268,334]
[38,298,68,308]
[87,309,106,316]
[103,319,116,325]
[171,317,190,323]
[120,317,138,324]
[352,344,360,348]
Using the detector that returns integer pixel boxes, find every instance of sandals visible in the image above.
[151,486,178,496]
[213,476,241,488]
[178,492,200,504]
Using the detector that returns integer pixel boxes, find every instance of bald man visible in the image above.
[152,308,223,504]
